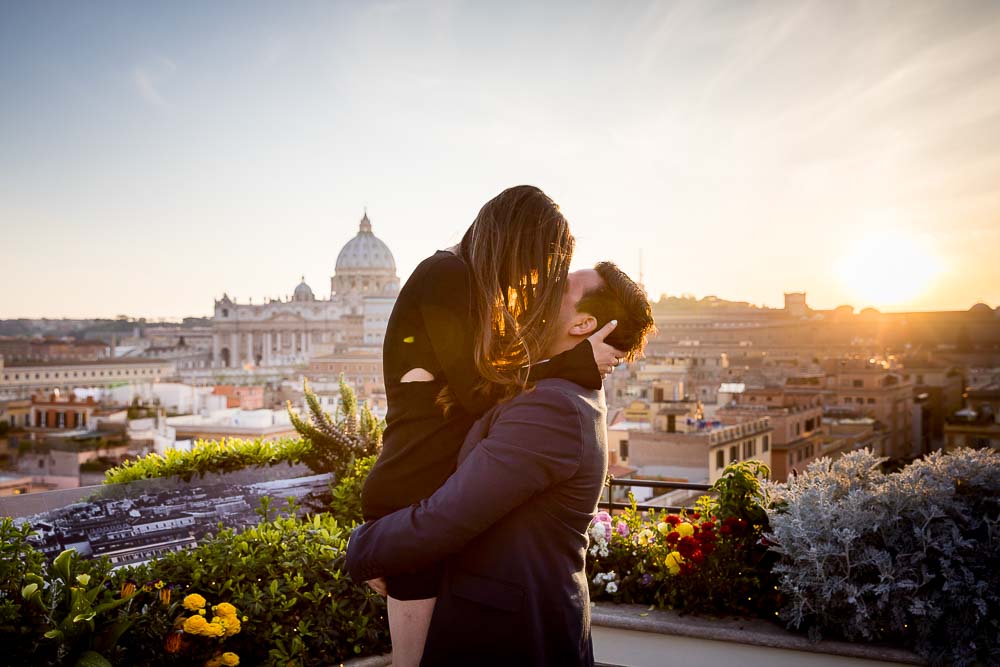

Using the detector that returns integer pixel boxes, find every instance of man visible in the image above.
[345,262,655,666]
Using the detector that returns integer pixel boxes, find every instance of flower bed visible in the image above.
[587,460,780,617]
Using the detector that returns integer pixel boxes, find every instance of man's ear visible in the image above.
[568,314,598,337]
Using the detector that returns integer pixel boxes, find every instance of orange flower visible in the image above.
[120,580,137,598]
[164,631,184,654]
[159,585,172,606]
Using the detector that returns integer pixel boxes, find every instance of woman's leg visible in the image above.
[387,596,436,667]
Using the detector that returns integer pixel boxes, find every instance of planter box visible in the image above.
[591,603,923,667]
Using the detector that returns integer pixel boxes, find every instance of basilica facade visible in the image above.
[210,213,399,369]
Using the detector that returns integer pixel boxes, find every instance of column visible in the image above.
[275,330,282,363]
[247,332,254,365]
[263,331,272,367]
[230,332,239,368]
[212,334,221,368]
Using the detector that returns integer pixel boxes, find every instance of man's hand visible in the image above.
[366,577,388,597]
[588,320,625,379]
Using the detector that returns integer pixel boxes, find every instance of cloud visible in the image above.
[133,56,176,107]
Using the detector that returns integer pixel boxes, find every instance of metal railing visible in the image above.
[602,477,712,514]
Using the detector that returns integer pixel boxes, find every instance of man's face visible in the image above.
[554,268,603,334]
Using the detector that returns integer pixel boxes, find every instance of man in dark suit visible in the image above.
[346,262,654,666]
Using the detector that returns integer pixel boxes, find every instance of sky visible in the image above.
[2,0,1000,319]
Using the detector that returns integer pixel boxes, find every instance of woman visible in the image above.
[360,185,622,666]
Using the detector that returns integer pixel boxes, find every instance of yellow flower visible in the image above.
[198,608,207,616]
[223,617,241,637]
[665,551,684,575]
[676,523,695,538]
[204,622,226,637]
[656,522,671,535]
[215,602,238,618]
[221,652,240,666]
[183,593,207,611]
[183,615,209,634]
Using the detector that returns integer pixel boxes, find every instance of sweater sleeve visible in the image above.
[345,387,583,581]
[528,339,603,390]
[418,254,495,416]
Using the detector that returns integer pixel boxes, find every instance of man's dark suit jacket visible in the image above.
[346,378,608,667]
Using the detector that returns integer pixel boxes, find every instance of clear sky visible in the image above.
[2,0,999,319]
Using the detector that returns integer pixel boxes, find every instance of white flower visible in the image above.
[590,524,609,544]
[589,545,599,556]
[606,582,618,594]
[599,547,609,558]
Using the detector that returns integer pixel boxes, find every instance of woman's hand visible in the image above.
[588,320,626,379]
[366,577,388,597]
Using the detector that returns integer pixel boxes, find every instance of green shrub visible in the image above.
[102,437,312,484]
[767,448,1000,667]
[121,511,390,666]
[0,518,47,665]
[327,455,377,526]
[587,460,779,616]
[0,537,149,667]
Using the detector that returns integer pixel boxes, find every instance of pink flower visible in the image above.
[616,521,629,537]
[593,511,613,525]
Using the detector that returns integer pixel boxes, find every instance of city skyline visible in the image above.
[3,1,1000,318]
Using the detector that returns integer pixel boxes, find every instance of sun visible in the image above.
[836,231,943,309]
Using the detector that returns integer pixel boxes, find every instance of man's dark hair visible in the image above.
[576,262,656,362]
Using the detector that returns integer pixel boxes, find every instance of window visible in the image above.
[729,446,738,463]
[867,398,876,404]
[856,397,864,404]
[716,450,724,469]
[916,375,924,385]
[795,423,801,435]
[763,435,770,452]
[853,379,863,388]
[620,440,629,459]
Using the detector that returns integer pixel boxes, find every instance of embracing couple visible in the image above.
[346,185,655,666]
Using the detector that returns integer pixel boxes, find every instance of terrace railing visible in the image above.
[602,477,712,514]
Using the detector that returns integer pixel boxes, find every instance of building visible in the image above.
[306,349,385,397]
[0,337,109,363]
[944,384,1000,452]
[715,387,847,482]
[616,399,772,486]
[0,356,176,400]
[822,358,914,459]
[28,391,99,430]
[209,212,399,371]
[167,409,297,443]
[212,385,265,410]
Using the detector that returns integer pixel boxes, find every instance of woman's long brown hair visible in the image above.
[453,185,575,402]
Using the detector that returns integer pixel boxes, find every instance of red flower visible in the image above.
[690,549,706,565]
[689,512,700,520]
[719,524,732,535]
[677,536,699,558]
[700,520,716,531]
[665,531,681,545]
[701,542,716,555]
[664,514,682,526]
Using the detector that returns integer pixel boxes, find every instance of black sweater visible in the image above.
[361,250,601,521]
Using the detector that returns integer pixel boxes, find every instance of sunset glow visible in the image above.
[836,232,944,310]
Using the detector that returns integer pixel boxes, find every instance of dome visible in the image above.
[335,212,397,274]
[292,277,315,302]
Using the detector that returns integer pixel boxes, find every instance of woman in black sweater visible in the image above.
[360,186,622,666]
